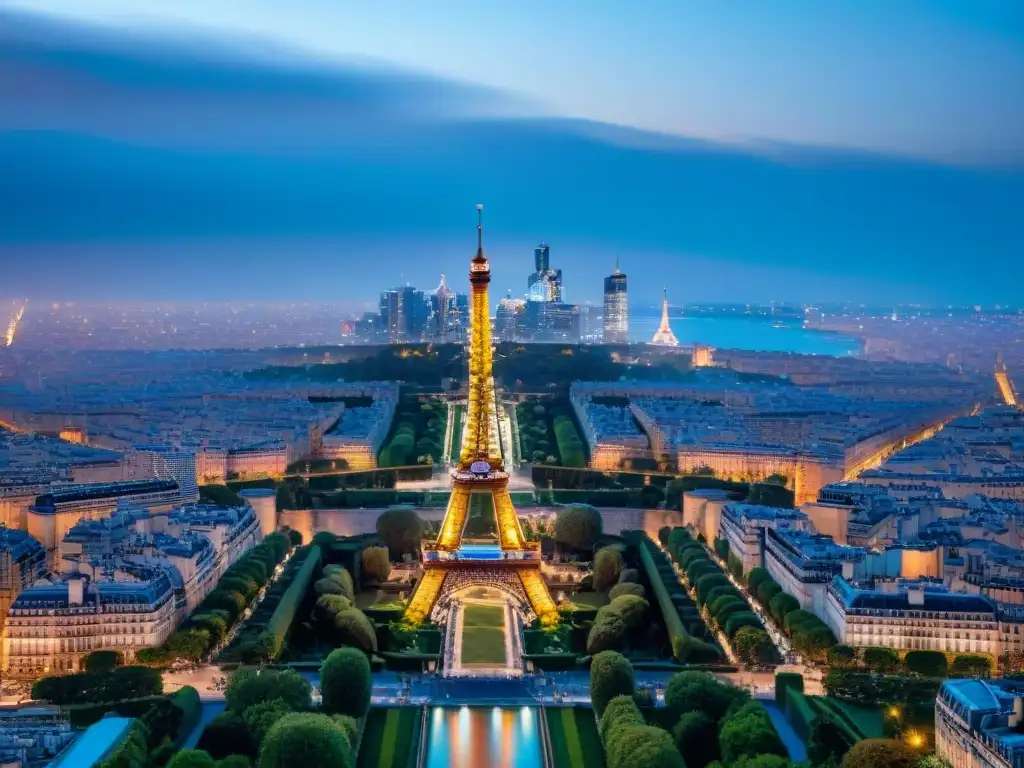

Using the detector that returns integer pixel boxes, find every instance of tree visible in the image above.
[554,504,603,550]
[315,594,352,624]
[258,713,354,768]
[687,559,719,583]
[315,566,354,601]
[375,506,424,558]
[841,739,919,768]
[827,644,858,669]
[225,668,312,714]
[320,647,372,718]
[593,546,624,591]
[903,650,948,678]
[734,627,775,666]
[863,647,902,675]
[695,573,731,605]
[755,580,782,607]
[747,567,771,594]
[951,654,992,677]
[609,583,645,600]
[167,751,218,768]
[725,612,761,638]
[83,650,121,673]
[197,712,257,761]
[665,671,747,723]
[792,625,837,660]
[719,701,787,763]
[360,546,391,583]
[218,757,254,768]
[242,699,291,747]
[587,612,627,654]
[599,694,646,744]
[589,650,635,717]
[605,595,648,629]
[672,710,720,768]
[607,725,684,768]
[334,609,378,653]
[768,592,801,625]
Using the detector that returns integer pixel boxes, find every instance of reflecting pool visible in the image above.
[425,706,542,768]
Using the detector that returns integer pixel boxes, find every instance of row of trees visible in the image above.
[590,651,795,768]
[32,664,163,706]
[642,534,722,663]
[313,564,378,653]
[139,532,294,666]
[378,397,444,467]
[660,527,776,666]
[826,644,992,678]
[745,565,837,661]
[515,397,588,467]
[222,543,320,664]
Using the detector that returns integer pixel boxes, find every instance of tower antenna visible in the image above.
[476,203,483,251]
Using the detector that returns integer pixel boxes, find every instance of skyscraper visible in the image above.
[603,259,628,344]
[527,242,563,302]
[379,285,429,342]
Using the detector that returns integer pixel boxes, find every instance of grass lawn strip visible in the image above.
[460,627,507,665]
[462,603,505,627]
[356,709,387,768]
[378,709,398,768]
[572,708,606,767]
[545,709,571,767]
[562,708,585,768]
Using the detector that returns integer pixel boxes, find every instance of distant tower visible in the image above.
[651,287,679,346]
[603,258,629,344]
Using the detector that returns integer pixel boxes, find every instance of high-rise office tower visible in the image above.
[527,243,563,303]
[603,259,628,344]
[380,285,429,342]
[535,243,550,273]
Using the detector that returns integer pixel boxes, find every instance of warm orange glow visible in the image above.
[905,730,925,749]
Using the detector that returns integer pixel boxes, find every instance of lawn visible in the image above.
[545,707,605,768]
[462,602,505,628]
[460,627,507,666]
[356,707,422,768]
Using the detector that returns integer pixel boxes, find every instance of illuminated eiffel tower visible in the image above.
[651,287,679,346]
[405,206,556,626]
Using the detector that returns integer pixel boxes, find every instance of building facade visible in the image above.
[824,577,1000,656]
[718,502,809,576]
[936,678,1024,768]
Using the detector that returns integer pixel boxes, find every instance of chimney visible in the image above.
[68,576,84,606]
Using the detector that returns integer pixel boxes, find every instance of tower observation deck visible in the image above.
[405,206,556,628]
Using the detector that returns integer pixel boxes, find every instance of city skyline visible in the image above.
[2,6,1023,305]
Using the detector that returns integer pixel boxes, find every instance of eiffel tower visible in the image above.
[651,286,679,346]
[405,206,556,627]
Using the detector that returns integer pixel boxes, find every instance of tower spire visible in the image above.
[615,255,620,275]
[476,203,483,254]
[652,286,679,346]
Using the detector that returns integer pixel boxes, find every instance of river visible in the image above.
[629,313,859,355]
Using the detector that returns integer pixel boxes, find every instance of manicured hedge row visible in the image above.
[222,544,318,663]
[638,536,721,663]
[262,545,321,659]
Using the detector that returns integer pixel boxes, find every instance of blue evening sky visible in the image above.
[1,1,1022,304]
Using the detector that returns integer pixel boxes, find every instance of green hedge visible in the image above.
[66,695,166,729]
[262,545,322,659]
[782,683,818,742]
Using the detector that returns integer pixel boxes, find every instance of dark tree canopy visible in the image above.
[553,504,604,550]
[320,647,372,718]
[375,506,424,557]
[841,739,920,768]
[258,713,354,768]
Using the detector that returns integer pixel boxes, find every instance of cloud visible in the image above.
[0,8,1022,305]
[0,8,533,148]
